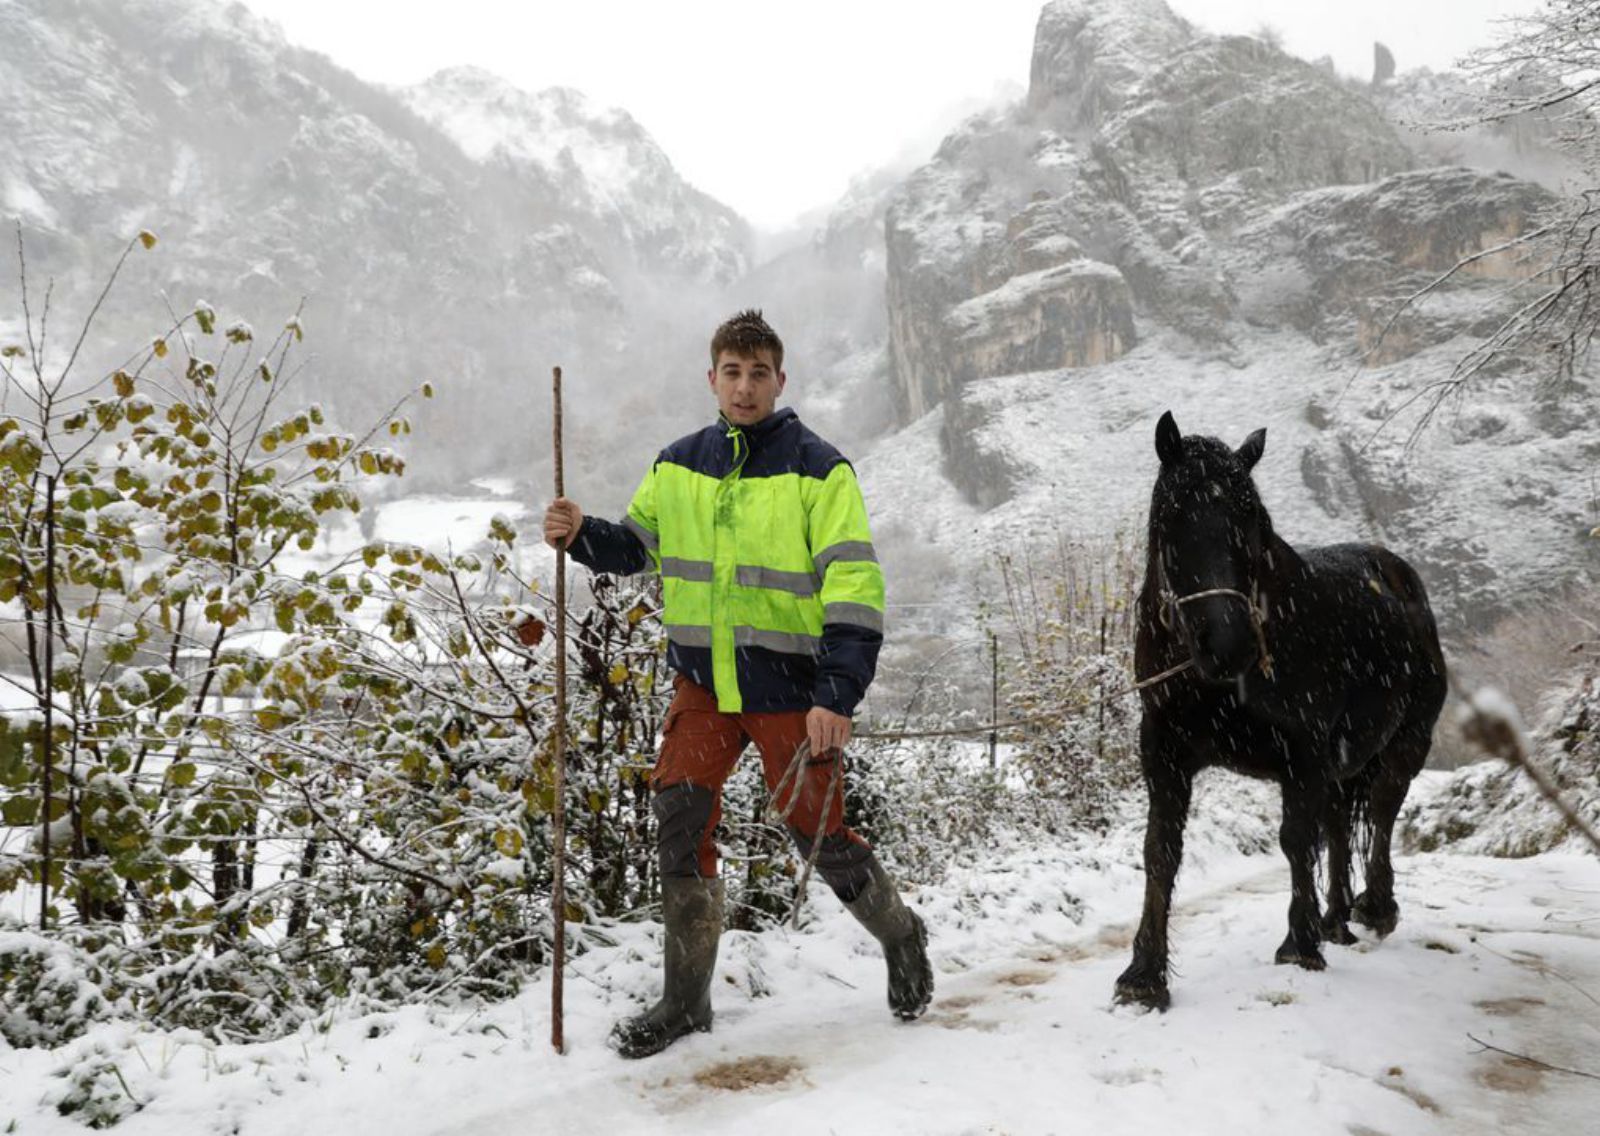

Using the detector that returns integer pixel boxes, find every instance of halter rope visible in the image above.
[1158,583,1275,679]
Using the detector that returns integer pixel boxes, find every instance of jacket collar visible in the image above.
[717,406,797,443]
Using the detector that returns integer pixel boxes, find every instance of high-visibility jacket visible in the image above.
[569,408,884,715]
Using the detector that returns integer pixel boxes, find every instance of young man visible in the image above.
[543,310,933,1058]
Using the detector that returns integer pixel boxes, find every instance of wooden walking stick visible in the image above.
[551,365,568,1054]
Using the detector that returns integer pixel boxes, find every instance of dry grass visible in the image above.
[1432,585,1600,769]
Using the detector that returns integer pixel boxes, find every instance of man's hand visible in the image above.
[543,497,584,550]
[806,706,852,758]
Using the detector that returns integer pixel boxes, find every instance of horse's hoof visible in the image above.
[1351,894,1399,939]
[1321,920,1358,947]
[1113,981,1171,1011]
[1275,946,1327,971]
[1364,916,1398,938]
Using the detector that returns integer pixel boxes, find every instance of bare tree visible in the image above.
[1451,4,1600,382]
[1371,2,1600,433]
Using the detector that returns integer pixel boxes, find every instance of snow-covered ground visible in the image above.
[3,774,1595,1135]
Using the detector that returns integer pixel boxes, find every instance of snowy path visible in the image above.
[9,847,1594,1136]
[444,854,1599,1136]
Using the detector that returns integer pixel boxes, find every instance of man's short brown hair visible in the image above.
[711,309,783,371]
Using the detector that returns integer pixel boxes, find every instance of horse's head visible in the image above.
[1149,411,1271,685]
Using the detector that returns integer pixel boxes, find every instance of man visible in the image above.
[543,309,933,1058]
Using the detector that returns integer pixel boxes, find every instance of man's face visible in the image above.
[708,349,785,426]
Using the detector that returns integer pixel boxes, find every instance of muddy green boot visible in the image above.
[844,858,933,1021]
[610,877,723,1059]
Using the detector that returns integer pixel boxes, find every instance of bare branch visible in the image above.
[1467,1033,1600,1081]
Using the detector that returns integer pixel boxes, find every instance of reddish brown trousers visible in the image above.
[652,677,873,896]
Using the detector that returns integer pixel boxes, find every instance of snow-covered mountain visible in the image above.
[4,0,1592,634]
[401,66,747,285]
[855,0,1594,636]
[0,0,749,485]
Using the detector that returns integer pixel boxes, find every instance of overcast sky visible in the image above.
[239,0,1544,229]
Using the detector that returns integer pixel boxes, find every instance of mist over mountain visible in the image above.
[0,0,749,501]
[858,0,1593,641]
[3,0,1592,640]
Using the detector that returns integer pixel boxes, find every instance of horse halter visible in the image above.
[1157,573,1276,680]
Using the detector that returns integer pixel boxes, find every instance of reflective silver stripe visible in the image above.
[666,624,712,648]
[734,626,820,657]
[660,556,714,582]
[735,564,820,596]
[623,515,659,551]
[824,602,885,633]
[814,540,878,574]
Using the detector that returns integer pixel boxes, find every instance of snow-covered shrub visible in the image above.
[1401,671,1600,855]
[46,1043,146,1128]
[0,928,117,1047]
[990,535,1143,826]
[140,944,313,1042]
[848,736,1008,884]
[719,756,800,930]
[1430,588,1600,768]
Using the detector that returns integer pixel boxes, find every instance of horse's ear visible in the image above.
[1155,411,1183,466]
[1236,428,1266,471]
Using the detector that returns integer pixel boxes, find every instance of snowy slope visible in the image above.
[860,0,1592,643]
[401,67,748,285]
[854,324,1596,640]
[2,772,1594,1134]
[0,0,749,485]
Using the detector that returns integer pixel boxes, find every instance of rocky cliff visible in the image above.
[868,0,1589,631]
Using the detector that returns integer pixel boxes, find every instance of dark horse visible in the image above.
[1114,412,1447,1010]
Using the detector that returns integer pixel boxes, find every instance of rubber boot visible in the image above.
[844,857,933,1021]
[610,877,723,1059]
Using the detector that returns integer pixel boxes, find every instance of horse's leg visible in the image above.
[1115,720,1193,1011]
[1352,724,1429,938]
[1275,761,1327,970]
[1320,780,1358,946]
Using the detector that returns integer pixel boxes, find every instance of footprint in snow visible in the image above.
[692,1055,807,1093]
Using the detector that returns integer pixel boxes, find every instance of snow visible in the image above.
[399,64,743,275]
[0,672,34,712]
[3,175,57,228]
[467,477,515,497]
[852,320,1595,643]
[2,770,1594,1135]
[373,496,530,552]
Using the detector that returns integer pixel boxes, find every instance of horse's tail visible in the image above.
[1345,762,1379,868]
[1323,766,1378,877]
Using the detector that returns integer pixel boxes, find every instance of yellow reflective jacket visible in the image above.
[569,408,884,714]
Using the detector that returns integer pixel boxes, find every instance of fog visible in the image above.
[5,0,1590,660]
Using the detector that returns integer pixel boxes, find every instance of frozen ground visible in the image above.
[2,774,1595,1135]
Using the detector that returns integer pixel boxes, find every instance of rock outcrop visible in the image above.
[885,0,1557,519]
[863,0,1590,634]
[1230,167,1553,354]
